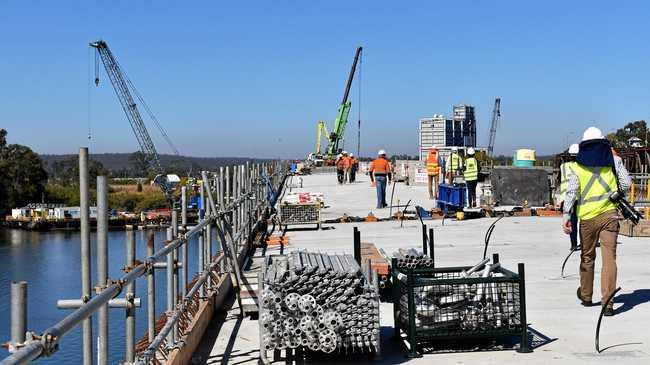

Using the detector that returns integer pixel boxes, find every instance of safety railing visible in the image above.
[1,147,287,365]
[629,173,650,208]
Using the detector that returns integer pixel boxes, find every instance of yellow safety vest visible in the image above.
[574,163,617,220]
[559,161,576,202]
[449,153,461,172]
[465,157,478,181]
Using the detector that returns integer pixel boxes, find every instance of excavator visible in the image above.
[91,40,181,207]
[309,46,362,165]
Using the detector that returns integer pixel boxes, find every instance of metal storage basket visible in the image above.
[392,255,530,357]
[279,202,321,228]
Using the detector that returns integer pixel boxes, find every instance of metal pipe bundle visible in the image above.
[261,251,379,354]
[393,248,433,269]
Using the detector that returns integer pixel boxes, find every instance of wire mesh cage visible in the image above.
[279,203,320,226]
[392,255,529,357]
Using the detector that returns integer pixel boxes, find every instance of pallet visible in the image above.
[360,242,389,276]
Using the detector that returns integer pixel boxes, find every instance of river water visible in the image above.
[0,227,215,364]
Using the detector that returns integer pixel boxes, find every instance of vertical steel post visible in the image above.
[516,263,532,353]
[79,147,93,365]
[217,167,224,273]
[198,227,205,297]
[353,227,361,265]
[146,231,155,343]
[180,187,188,298]
[96,176,109,365]
[206,197,213,292]
[10,281,27,346]
[125,230,136,363]
[171,210,179,315]
[421,224,428,256]
[166,228,176,345]
[428,228,434,265]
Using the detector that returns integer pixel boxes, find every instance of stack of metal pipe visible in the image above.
[393,248,433,269]
[261,251,380,354]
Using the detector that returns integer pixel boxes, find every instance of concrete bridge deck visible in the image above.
[193,172,650,364]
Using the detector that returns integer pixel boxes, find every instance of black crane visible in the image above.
[487,97,501,157]
[90,40,179,205]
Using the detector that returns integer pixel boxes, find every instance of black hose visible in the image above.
[560,216,620,278]
[483,216,504,259]
[595,286,622,353]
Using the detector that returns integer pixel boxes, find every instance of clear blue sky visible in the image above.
[2,1,649,158]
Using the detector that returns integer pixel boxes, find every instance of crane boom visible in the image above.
[326,46,362,157]
[487,97,501,157]
[90,40,177,204]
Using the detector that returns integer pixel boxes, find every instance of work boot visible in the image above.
[603,307,615,317]
[577,287,593,307]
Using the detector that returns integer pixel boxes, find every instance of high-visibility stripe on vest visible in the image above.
[426,150,440,176]
[574,163,617,220]
[464,157,478,181]
[559,161,577,202]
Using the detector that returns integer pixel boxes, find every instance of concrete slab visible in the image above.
[196,172,650,364]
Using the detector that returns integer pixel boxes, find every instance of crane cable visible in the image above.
[87,46,93,142]
[357,48,362,157]
[92,46,180,156]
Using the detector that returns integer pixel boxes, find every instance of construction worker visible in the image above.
[335,153,345,184]
[426,147,441,199]
[559,143,580,250]
[349,153,358,183]
[563,127,630,316]
[464,147,479,207]
[445,146,463,184]
[342,151,352,183]
[369,149,392,208]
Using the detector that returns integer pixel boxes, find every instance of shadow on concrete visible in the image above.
[614,289,650,315]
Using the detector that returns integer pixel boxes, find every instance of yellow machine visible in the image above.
[315,120,330,155]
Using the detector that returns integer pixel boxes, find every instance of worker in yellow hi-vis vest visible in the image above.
[445,146,463,184]
[559,143,579,250]
[464,148,479,207]
[563,127,630,317]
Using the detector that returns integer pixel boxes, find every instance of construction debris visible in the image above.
[260,251,380,355]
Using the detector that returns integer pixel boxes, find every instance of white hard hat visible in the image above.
[451,146,459,152]
[568,143,579,154]
[342,150,348,155]
[349,153,354,157]
[467,147,475,155]
[378,149,386,156]
[582,127,604,141]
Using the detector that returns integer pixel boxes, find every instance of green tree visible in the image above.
[0,129,48,215]
[607,120,648,148]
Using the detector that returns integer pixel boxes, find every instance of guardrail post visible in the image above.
[206,195,213,292]
[10,281,27,348]
[180,187,188,298]
[171,210,179,323]
[166,227,176,346]
[146,230,155,343]
[125,230,136,363]
[96,175,109,365]
[79,147,93,365]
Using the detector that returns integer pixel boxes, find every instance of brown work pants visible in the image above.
[427,174,439,199]
[579,209,619,307]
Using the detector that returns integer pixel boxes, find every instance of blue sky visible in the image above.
[1,1,650,158]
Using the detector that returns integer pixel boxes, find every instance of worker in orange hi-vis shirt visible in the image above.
[369,149,392,208]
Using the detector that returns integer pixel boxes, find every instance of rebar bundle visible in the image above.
[261,251,380,354]
[393,248,434,269]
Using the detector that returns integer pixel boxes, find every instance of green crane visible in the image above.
[325,46,362,158]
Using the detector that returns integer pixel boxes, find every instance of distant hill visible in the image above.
[40,153,270,176]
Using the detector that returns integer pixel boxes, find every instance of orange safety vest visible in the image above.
[371,158,391,174]
[427,150,440,176]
